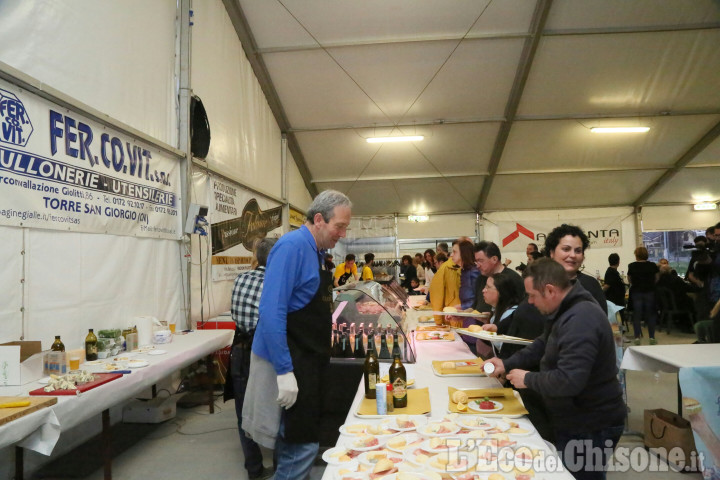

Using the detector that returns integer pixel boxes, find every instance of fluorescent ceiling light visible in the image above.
[590,127,650,133]
[693,202,717,211]
[408,214,429,222]
[366,135,424,143]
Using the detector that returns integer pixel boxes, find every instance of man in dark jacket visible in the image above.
[484,258,626,480]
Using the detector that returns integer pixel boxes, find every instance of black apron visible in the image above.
[284,262,334,443]
[337,268,352,286]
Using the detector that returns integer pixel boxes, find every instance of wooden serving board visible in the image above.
[28,373,123,396]
[0,396,57,426]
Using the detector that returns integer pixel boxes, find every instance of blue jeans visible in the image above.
[273,414,319,480]
[231,342,265,477]
[632,291,657,339]
[555,424,624,480]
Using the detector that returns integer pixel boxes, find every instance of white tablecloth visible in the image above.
[620,344,720,373]
[0,330,233,455]
[322,333,574,479]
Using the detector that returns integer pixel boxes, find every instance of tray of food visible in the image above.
[414,331,454,342]
[431,359,486,377]
[29,372,123,395]
[451,327,533,345]
[447,387,528,417]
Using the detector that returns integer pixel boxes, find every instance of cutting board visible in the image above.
[0,396,57,426]
[28,373,123,396]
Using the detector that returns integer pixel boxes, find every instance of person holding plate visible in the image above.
[484,258,625,480]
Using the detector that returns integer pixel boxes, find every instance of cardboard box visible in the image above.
[122,394,184,423]
[0,341,44,386]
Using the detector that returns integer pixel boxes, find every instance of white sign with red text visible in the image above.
[498,217,623,252]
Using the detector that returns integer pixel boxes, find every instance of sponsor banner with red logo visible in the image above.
[497,217,623,252]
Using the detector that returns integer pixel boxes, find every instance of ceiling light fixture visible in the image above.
[693,202,717,211]
[408,214,429,223]
[590,127,650,133]
[366,135,424,143]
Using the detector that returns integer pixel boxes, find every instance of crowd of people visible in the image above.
[600,222,720,345]
[223,188,719,480]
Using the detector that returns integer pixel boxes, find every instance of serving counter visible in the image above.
[322,332,575,479]
[0,329,233,479]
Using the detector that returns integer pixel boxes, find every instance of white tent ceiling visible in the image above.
[224,0,720,216]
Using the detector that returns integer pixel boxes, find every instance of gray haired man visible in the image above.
[243,190,352,480]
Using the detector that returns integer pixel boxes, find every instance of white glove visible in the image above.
[276,371,298,409]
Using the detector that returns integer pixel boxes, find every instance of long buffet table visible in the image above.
[0,329,233,479]
[322,331,575,479]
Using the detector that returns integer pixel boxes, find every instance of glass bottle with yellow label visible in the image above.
[389,349,407,408]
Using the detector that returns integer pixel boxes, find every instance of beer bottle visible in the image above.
[391,330,401,360]
[51,335,65,352]
[85,329,98,361]
[389,348,407,408]
[342,330,354,358]
[363,337,379,399]
[354,326,366,358]
[378,327,391,359]
[331,326,342,357]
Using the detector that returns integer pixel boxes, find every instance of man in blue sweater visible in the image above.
[484,258,626,480]
[242,190,352,480]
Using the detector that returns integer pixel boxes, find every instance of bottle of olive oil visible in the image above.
[389,348,407,408]
[85,329,98,361]
[51,335,65,352]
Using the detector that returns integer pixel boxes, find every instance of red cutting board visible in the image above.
[29,373,123,396]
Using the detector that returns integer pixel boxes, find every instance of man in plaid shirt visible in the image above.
[230,237,277,480]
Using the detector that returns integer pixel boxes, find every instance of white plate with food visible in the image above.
[112,353,138,361]
[467,399,503,413]
[385,432,424,452]
[339,423,372,436]
[385,414,427,432]
[417,420,461,437]
[422,450,477,475]
[356,449,404,468]
[419,437,465,455]
[322,446,358,466]
[374,472,441,480]
[127,360,150,369]
[455,415,497,431]
[332,468,368,480]
[147,349,167,355]
[344,434,386,451]
[491,418,535,437]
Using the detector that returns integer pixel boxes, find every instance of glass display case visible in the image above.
[332,280,416,364]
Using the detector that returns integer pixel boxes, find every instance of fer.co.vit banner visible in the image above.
[0,79,182,239]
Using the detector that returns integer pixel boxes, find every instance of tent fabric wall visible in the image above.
[288,150,313,211]
[0,226,23,342]
[191,0,283,198]
[0,0,185,346]
[641,205,720,232]
[25,230,185,351]
[398,213,478,240]
[0,0,178,146]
